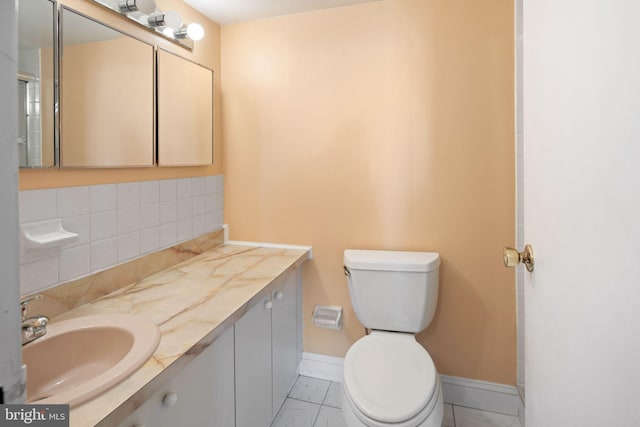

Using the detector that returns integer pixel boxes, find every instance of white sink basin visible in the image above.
[23,313,160,408]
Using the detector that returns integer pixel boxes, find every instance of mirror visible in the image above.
[60,7,155,167]
[157,49,213,166]
[17,0,56,168]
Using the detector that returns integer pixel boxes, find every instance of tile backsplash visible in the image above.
[19,175,224,295]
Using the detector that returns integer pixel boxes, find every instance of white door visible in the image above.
[0,0,24,405]
[524,1,640,426]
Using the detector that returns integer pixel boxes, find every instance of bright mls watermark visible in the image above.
[0,405,69,426]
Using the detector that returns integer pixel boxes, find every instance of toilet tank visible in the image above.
[344,250,440,333]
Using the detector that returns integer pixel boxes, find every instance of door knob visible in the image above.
[503,244,535,272]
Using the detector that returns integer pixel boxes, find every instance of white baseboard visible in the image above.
[300,352,521,416]
[299,352,344,382]
[440,375,520,416]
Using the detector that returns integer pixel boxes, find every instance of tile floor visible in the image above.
[271,376,522,427]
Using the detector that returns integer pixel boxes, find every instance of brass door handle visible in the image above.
[503,244,535,272]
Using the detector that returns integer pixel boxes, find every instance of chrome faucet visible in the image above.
[21,295,49,346]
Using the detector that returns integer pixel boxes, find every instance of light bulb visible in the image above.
[164,11,182,30]
[187,23,204,41]
[135,0,156,15]
[162,27,174,38]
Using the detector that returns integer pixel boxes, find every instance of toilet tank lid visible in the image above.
[344,250,440,273]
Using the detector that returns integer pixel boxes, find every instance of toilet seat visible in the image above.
[343,331,438,424]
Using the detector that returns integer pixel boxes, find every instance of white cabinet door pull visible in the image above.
[162,392,178,407]
[274,291,283,300]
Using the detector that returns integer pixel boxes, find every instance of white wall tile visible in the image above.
[20,256,59,294]
[160,200,177,224]
[140,203,160,229]
[91,211,117,241]
[91,238,117,271]
[177,178,192,199]
[140,180,159,205]
[141,227,160,254]
[215,192,224,211]
[205,211,216,231]
[193,196,206,216]
[177,199,193,220]
[18,175,223,294]
[216,175,224,193]
[159,179,177,202]
[193,214,206,236]
[192,177,205,196]
[59,245,90,282]
[61,215,90,249]
[117,206,140,235]
[177,218,193,241]
[205,176,216,194]
[118,232,140,262]
[57,186,90,218]
[117,182,140,209]
[89,184,116,213]
[19,189,57,223]
[205,194,216,213]
[159,222,177,247]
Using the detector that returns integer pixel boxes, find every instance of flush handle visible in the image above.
[503,244,535,272]
[343,266,351,277]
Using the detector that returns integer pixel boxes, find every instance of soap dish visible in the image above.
[21,219,79,253]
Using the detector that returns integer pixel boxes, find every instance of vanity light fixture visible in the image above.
[92,0,204,49]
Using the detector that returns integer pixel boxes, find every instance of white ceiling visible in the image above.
[183,0,382,25]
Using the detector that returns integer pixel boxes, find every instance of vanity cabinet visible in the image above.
[235,270,299,427]
[118,267,301,427]
[118,325,235,427]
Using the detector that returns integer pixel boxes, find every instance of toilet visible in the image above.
[341,249,443,427]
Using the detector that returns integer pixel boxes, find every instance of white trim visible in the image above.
[440,375,520,416]
[223,224,229,243]
[299,352,344,382]
[517,387,526,426]
[227,240,313,259]
[299,353,521,416]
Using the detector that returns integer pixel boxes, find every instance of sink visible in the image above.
[23,313,160,408]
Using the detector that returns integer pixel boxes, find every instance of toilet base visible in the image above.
[341,377,444,427]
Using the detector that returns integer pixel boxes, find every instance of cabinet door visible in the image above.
[119,326,235,427]
[235,296,273,427]
[271,271,299,416]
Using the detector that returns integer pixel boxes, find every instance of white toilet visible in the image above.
[341,249,443,427]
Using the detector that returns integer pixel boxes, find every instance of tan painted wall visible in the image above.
[222,0,516,384]
[20,0,221,189]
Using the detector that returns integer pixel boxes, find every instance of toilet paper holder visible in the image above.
[312,305,343,330]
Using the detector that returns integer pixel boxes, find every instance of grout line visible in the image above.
[452,404,457,427]
[320,381,331,407]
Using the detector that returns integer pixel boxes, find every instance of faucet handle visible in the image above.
[20,295,43,321]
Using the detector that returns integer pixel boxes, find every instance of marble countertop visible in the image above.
[59,243,310,427]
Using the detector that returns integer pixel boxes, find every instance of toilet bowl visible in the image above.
[342,250,443,427]
[341,331,443,427]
